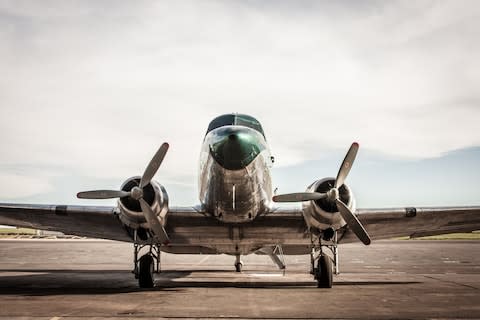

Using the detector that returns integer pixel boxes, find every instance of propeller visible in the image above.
[272,142,371,245]
[336,199,370,245]
[272,192,327,202]
[77,143,170,244]
[335,142,358,189]
[76,190,130,199]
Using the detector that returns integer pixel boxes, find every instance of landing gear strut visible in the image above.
[310,230,339,288]
[132,230,162,288]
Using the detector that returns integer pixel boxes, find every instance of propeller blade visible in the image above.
[335,142,359,188]
[140,142,169,189]
[139,198,170,245]
[336,199,371,245]
[77,190,130,199]
[272,192,327,202]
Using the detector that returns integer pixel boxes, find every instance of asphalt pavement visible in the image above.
[0,239,479,319]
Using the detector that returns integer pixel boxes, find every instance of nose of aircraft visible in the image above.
[210,127,265,170]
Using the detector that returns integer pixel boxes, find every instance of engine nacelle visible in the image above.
[302,177,356,231]
[117,176,169,230]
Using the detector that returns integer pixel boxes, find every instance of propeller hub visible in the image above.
[327,188,339,201]
[131,186,144,200]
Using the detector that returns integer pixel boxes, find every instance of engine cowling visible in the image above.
[117,176,169,230]
[302,177,356,231]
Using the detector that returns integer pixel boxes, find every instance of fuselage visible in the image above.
[199,114,274,223]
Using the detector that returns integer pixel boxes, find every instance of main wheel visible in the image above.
[316,255,333,288]
[235,261,243,272]
[138,254,155,288]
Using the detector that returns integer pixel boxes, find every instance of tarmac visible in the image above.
[0,239,479,319]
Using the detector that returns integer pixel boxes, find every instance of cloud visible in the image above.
[0,172,54,199]
[0,0,479,195]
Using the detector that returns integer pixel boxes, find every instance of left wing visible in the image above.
[254,205,480,251]
[272,143,480,245]
[339,206,480,243]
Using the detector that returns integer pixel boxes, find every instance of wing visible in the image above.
[339,206,480,243]
[0,203,312,255]
[0,202,207,244]
[164,205,311,255]
[0,203,131,241]
[2,202,479,250]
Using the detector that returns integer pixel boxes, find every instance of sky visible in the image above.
[0,0,479,208]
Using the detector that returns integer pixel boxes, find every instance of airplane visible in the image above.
[1,113,479,288]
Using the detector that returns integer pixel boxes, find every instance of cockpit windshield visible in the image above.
[206,114,265,138]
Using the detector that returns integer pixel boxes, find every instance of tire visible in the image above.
[235,262,243,272]
[316,255,333,288]
[138,254,155,288]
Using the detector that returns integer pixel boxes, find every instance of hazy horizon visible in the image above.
[1,1,479,208]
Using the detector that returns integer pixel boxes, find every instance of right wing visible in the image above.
[0,203,131,242]
[0,203,207,244]
[0,202,309,255]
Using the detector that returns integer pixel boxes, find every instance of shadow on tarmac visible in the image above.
[0,269,422,296]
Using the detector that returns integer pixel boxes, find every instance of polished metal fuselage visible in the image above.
[199,126,273,223]
[167,123,338,255]
[165,124,349,255]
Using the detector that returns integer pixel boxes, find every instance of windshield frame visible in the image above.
[206,114,266,138]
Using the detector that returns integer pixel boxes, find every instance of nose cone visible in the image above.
[210,127,265,170]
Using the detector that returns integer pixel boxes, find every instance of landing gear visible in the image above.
[138,254,155,288]
[315,254,333,288]
[234,254,243,272]
[132,230,162,288]
[267,245,286,271]
[310,230,339,288]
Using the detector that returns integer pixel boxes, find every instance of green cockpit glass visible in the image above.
[206,114,266,139]
[209,126,266,170]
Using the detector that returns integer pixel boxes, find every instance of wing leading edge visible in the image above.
[0,203,131,241]
[0,203,206,243]
[339,206,480,243]
[0,203,479,247]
